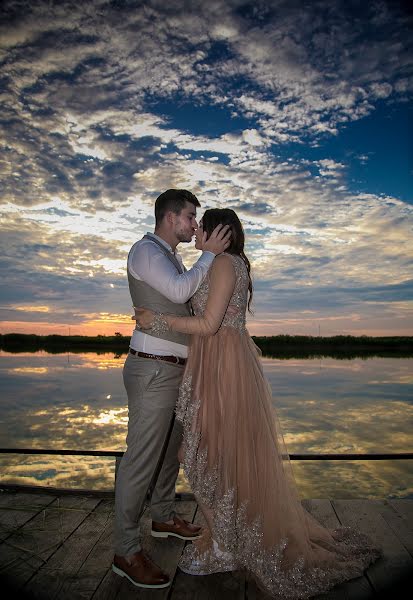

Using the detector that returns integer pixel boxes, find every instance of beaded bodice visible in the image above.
[191,253,248,332]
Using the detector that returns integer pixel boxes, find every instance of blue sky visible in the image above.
[0,0,412,336]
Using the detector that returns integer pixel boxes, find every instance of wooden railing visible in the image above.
[1,448,413,460]
[1,448,411,496]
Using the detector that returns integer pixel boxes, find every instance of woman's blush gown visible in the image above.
[156,253,381,599]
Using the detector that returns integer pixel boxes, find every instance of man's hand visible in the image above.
[132,307,155,329]
[202,224,232,255]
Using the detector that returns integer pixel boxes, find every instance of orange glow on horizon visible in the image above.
[0,320,134,337]
[1,319,412,337]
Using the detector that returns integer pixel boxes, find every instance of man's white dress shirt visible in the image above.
[129,233,215,358]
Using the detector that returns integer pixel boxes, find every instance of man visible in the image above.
[113,189,231,589]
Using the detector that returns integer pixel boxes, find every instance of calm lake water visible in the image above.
[0,351,412,499]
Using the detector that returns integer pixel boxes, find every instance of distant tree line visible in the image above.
[253,334,413,359]
[1,333,412,359]
[0,333,129,354]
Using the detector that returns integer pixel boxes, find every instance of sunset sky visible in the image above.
[1,0,412,337]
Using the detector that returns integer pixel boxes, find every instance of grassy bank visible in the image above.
[1,333,413,359]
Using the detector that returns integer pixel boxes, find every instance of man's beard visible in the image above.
[176,230,193,243]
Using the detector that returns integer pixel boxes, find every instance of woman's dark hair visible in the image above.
[202,208,253,312]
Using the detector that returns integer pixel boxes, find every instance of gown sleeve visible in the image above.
[165,254,236,336]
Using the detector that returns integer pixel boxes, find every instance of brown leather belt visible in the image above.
[129,348,186,366]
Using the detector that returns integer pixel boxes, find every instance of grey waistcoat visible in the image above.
[127,234,190,346]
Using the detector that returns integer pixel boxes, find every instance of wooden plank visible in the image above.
[0,483,116,498]
[60,501,114,599]
[332,499,413,597]
[0,495,100,591]
[2,494,410,600]
[0,492,56,542]
[93,500,198,600]
[303,499,340,529]
[389,499,413,524]
[313,578,375,600]
[171,570,245,600]
[91,568,122,600]
[23,498,114,599]
[0,491,57,508]
[372,500,413,557]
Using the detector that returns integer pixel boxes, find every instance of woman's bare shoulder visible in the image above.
[210,253,237,279]
[213,253,235,266]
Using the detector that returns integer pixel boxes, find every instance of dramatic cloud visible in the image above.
[0,0,412,335]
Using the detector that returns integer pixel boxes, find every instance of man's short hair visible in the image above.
[155,189,200,225]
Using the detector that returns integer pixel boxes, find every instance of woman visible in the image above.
[134,208,381,598]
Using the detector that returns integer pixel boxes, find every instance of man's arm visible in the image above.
[129,243,214,303]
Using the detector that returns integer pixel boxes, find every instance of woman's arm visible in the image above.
[137,254,236,336]
[129,225,231,304]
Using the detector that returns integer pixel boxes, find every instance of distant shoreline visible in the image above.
[1,333,413,359]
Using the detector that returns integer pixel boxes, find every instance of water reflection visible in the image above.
[0,351,412,498]
[1,454,116,490]
[263,357,413,454]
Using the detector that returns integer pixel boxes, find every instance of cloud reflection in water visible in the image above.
[0,352,411,498]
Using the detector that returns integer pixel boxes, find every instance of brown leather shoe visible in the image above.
[151,514,202,540]
[112,551,170,589]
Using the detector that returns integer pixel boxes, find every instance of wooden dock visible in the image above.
[0,488,412,599]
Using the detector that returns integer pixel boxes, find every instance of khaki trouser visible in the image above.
[114,352,184,556]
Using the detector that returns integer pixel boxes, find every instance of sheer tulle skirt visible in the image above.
[176,327,381,598]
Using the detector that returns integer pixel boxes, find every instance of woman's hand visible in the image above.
[133,307,155,330]
[195,222,231,253]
